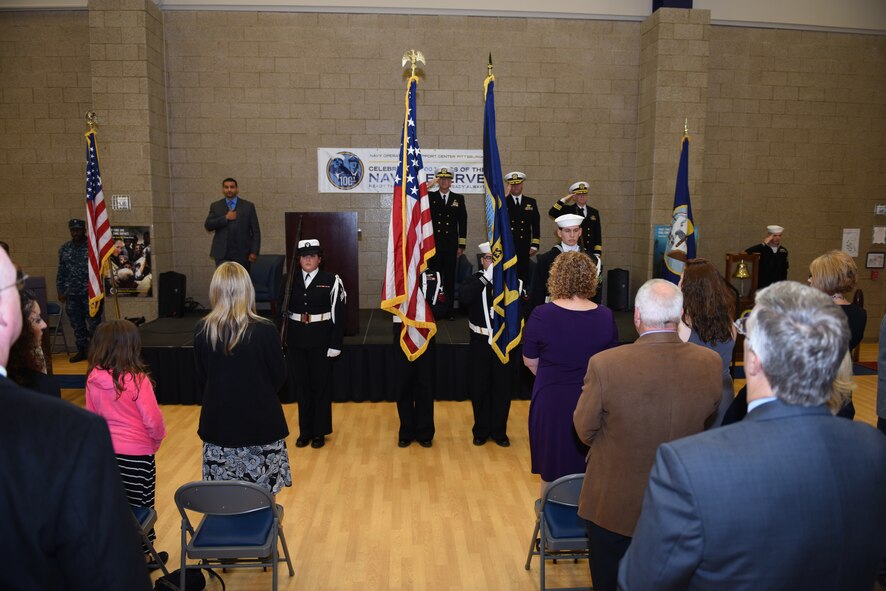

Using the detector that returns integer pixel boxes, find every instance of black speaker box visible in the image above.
[158,271,186,318]
[606,268,630,311]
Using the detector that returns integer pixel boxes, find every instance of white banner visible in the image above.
[317,147,485,194]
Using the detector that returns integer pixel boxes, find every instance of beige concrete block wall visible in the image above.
[702,27,886,338]
[164,13,641,307]
[0,11,92,288]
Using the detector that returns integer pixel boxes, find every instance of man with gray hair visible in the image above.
[619,281,886,591]
[572,278,721,591]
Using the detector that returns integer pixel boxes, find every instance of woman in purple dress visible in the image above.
[523,252,618,490]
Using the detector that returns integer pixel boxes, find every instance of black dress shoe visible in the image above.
[448,315,456,321]
[68,350,87,363]
[311,437,325,449]
[147,551,169,571]
[472,437,487,446]
[398,439,411,448]
[494,438,511,448]
[418,440,433,448]
[295,437,310,448]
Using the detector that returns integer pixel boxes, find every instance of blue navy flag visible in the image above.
[663,135,695,284]
[482,74,523,363]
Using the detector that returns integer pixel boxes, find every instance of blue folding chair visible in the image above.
[132,505,170,577]
[525,473,592,591]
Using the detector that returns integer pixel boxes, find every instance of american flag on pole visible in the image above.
[85,130,113,317]
[483,72,523,363]
[381,75,437,361]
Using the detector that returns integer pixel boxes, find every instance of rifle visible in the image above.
[279,215,303,346]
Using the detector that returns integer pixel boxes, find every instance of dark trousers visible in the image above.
[468,336,513,440]
[394,333,435,442]
[288,345,333,439]
[215,257,250,272]
[586,520,632,591]
[66,295,103,351]
[432,248,457,317]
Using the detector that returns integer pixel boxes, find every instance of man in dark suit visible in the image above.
[547,181,602,262]
[504,171,540,284]
[619,281,886,591]
[204,177,261,269]
[573,278,722,591]
[286,239,346,449]
[428,167,467,320]
[0,248,152,590]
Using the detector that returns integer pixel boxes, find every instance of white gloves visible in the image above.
[327,348,341,358]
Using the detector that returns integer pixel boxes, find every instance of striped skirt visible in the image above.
[116,454,157,547]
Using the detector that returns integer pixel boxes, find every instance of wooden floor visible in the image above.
[55,343,883,591]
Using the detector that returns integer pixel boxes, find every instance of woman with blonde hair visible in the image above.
[194,262,290,494]
[523,251,618,489]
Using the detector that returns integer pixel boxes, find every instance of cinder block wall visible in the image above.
[1,8,884,337]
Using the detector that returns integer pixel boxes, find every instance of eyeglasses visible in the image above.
[481,255,493,261]
[733,314,749,336]
[0,273,27,294]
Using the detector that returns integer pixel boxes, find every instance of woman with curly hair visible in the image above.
[7,289,60,397]
[194,262,290,494]
[677,259,736,427]
[523,251,618,490]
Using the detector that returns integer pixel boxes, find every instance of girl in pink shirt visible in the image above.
[86,319,166,565]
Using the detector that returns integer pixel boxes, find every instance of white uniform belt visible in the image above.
[469,322,490,336]
[288,312,331,323]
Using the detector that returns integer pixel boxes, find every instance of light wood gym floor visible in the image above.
[55,344,883,591]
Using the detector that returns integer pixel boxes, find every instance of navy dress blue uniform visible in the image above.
[745,242,789,289]
[428,189,467,318]
[286,268,345,445]
[57,220,102,357]
[459,269,519,445]
[507,195,540,283]
[393,270,445,446]
[548,201,602,259]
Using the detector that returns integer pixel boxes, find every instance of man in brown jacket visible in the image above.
[573,278,721,591]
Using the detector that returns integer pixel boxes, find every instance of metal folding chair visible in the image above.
[525,473,592,591]
[46,302,70,354]
[131,505,170,577]
[175,480,294,590]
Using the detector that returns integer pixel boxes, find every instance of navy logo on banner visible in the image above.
[326,152,364,190]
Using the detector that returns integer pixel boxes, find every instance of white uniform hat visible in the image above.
[569,181,590,194]
[766,225,784,234]
[555,214,584,228]
[297,239,322,255]
[478,242,491,254]
[505,171,526,184]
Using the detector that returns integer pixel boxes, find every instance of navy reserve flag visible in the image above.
[482,72,523,363]
[663,134,695,284]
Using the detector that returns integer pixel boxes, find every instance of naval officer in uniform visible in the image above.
[286,239,346,449]
[548,181,602,264]
[504,171,540,284]
[428,167,467,320]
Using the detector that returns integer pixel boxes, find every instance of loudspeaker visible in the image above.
[606,268,630,311]
[158,271,186,318]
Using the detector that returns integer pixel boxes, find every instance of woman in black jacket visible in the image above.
[194,262,290,494]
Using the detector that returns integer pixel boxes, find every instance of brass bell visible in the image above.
[733,260,751,280]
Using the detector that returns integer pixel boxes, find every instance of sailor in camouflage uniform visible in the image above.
[57,219,102,362]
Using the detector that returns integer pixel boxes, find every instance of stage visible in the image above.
[140,308,638,405]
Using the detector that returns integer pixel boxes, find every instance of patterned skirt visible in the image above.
[202,439,292,495]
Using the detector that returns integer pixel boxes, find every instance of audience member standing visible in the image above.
[460,242,518,447]
[878,313,886,435]
[286,239,346,449]
[523,252,617,492]
[573,279,721,591]
[86,319,167,567]
[204,177,261,270]
[57,218,101,362]
[504,171,540,283]
[619,282,886,591]
[195,262,291,494]
[677,259,736,426]
[428,168,467,320]
[0,248,152,590]
[7,288,60,397]
[744,224,788,288]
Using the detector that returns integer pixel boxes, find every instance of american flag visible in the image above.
[85,130,112,317]
[381,76,437,360]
